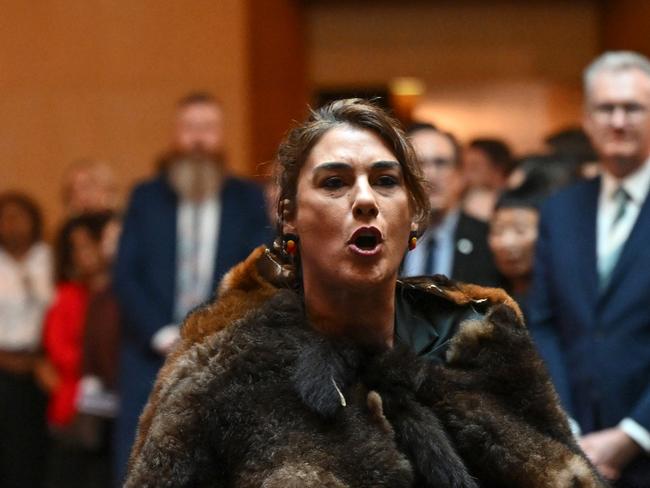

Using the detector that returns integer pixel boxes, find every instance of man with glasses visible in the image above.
[530,51,650,486]
[400,123,502,287]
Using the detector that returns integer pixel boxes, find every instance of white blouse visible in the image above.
[0,242,53,351]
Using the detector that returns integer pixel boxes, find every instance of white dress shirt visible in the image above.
[0,242,53,351]
[593,158,650,452]
[173,196,220,322]
[597,158,650,287]
[152,195,221,354]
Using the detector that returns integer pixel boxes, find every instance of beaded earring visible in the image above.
[408,230,418,251]
[283,233,299,256]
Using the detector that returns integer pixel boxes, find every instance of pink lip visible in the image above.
[349,243,383,257]
[347,226,384,257]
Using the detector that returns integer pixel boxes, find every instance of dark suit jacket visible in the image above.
[112,174,272,483]
[401,211,502,288]
[451,212,503,287]
[529,176,650,481]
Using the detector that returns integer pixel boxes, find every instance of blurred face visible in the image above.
[489,207,539,281]
[463,146,496,189]
[411,130,463,217]
[584,68,650,177]
[0,202,34,254]
[70,228,104,281]
[64,167,115,215]
[173,102,224,154]
[285,126,413,290]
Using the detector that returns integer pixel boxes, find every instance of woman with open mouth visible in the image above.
[125,99,606,487]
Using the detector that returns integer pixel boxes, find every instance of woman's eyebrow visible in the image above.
[371,160,401,170]
[313,162,352,172]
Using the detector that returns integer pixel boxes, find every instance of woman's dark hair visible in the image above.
[275,98,430,236]
[517,154,580,191]
[494,184,544,213]
[469,138,515,177]
[495,154,577,212]
[0,191,43,247]
[55,211,114,283]
[544,128,596,165]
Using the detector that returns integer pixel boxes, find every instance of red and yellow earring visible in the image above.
[283,233,299,256]
[408,230,418,251]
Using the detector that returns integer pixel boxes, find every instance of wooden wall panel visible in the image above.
[601,0,650,56]
[0,0,250,235]
[305,1,600,154]
[247,0,309,178]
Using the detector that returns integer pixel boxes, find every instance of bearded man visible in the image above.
[113,92,271,485]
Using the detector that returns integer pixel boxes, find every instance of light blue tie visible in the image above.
[599,187,631,289]
[612,187,630,226]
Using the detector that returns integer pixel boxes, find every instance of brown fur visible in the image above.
[127,246,607,487]
[454,282,524,324]
[129,247,281,463]
[422,303,603,487]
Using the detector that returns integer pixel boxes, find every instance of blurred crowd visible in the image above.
[1,50,649,487]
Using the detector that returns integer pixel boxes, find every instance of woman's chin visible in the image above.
[336,261,397,289]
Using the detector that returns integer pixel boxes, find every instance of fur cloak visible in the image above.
[125,246,607,487]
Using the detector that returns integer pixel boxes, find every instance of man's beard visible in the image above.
[166,151,223,201]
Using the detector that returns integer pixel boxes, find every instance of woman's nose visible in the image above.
[352,179,379,218]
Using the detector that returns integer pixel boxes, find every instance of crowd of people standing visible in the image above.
[1,49,649,487]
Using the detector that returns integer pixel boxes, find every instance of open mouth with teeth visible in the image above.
[349,227,383,255]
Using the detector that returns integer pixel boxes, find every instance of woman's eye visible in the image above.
[322,176,344,189]
[376,175,398,187]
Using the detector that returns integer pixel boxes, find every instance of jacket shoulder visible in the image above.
[223,177,265,199]
[541,176,599,213]
[127,175,171,203]
[54,282,88,302]
[221,177,268,223]
[456,212,489,234]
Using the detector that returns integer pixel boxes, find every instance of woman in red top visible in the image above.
[44,281,89,426]
[41,212,114,488]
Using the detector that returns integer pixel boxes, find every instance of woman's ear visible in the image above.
[283,221,297,235]
[281,198,297,235]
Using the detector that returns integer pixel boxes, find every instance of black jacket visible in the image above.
[401,211,503,288]
[452,212,503,287]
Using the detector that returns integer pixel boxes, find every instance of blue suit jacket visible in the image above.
[529,176,650,470]
[112,174,272,482]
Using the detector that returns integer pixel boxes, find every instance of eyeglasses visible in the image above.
[419,157,456,169]
[591,102,648,122]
